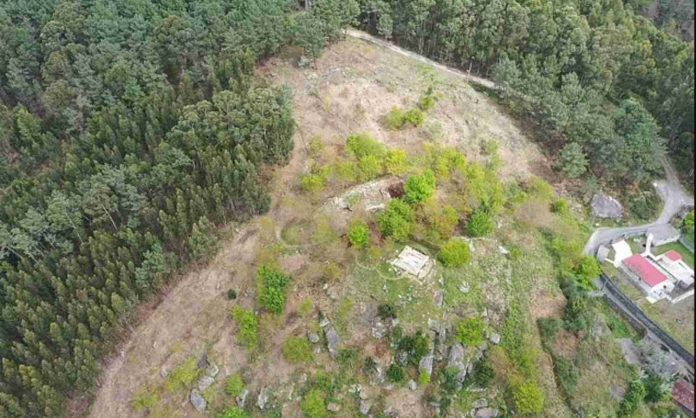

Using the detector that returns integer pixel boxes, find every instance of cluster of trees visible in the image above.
[0,1,357,416]
[355,0,694,187]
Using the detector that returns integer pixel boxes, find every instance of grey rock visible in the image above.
[190,389,206,412]
[372,319,389,339]
[472,398,488,409]
[396,351,408,366]
[327,403,341,412]
[447,343,465,367]
[488,332,501,345]
[319,318,330,328]
[298,55,312,68]
[236,388,249,408]
[308,332,320,343]
[459,282,470,293]
[408,380,417,391]
[475,407,500,418]
[160,366,170,378]
[197,355,209,369]
[359,400,372,415]
[418,354,433,377]
[197,375,215,392]
[591,193,623,219]
[433,290,444,308]
[206,363,219,378]
[257,387,269,410]
[325,326,340,358]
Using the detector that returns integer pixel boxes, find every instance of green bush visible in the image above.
[574,256,600,288]
[437,239,471,267]
[424,204,459,240]
[357,154,383,180]
[470,359,495,388]
[513,380,545,414]
[683,210,694,231]
[282,336,313,364]
[455,317,486,346]
[386,364,405,382]
[619,379,646,416]
[418,371,431,385]
[337,348,358,369]
[642,372,668,403]
[363,356,378,375]
[301,389,327,418]
[537,318,562,342]
[551,198,569,214]
[347,133,385,158]
[404,170,436,204]
[301,173,327,193]
[418,86,438,111]
[397,331,430,365]
[385,107,407,130]
[257,265,291,314]
[219,406,250,418]
[377,303,397,319]
[347,221,370,248]
[225,373,245,397]
[384,149,408,175]
[466,209,494,237]
[403,109,425,126]
[227,289,237,300]
[628,190,658,222]
[554,357,579,394]
[231,306,259,349]
[377,199,413,242]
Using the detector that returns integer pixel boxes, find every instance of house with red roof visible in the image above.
[672,379,694,417]
[621,253,675,299]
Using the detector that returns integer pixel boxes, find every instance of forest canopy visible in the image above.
[0,1,356,416]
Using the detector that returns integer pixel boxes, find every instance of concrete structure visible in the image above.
[610,240,633,268]
[390,246,434,281]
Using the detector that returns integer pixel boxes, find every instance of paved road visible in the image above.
[345,29,497,90]
[584,157,694,255]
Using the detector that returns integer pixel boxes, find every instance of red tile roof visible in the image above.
[623,254,668,287]
[672,379,694,412]
[665,250,683,262]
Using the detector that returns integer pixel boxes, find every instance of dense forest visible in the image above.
[0,1,356,416]
[355,0,695,187]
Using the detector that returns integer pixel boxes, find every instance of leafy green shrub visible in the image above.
[537,318,562,342]
[227,289,237,300]
[604,312,632,338]
[219,406,251,418]
[347,133,385,158]
[301,173,327,193]
[423,203,459,240]
[257,265,291,314]
[384,149,408,175]
[225,373,245,397]
[282,336,313,364]
[404,170,436,204]
[231,306,259,349]
[466,209,494,237]
[418,86,439,111]
[347,221,370,248]
[299,298,313,317]
[551,198,569,214]
[363,356,378,375]
[418,371,431,385]
[480,139,499,156]
[377,303,397,319]
[558,142,588,178]
[132,388,160,412]
[470,359,495,387]
[683,210,694,231]
[308,136,324,157]
[337,348,358,369]
[357,154,383,180]
[429,146,467,179]
[628,190,658,222]
[385,107,407,130]
[397,331,430,365]
[164,357,199,393]
[301,389,327,418]
[619,379,646,416]
[513,381,545,414]
[377,199,413,241]
[526,177,554,201]
[386,364,405,382]
[574,256,600,288]
[403,109,424,126]
[455,318,486,346]
[437,239,471,267]
[642,372,668,403]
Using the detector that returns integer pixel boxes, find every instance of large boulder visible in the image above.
[591,193,623,219]
[325,325,340,358]
[190,389,206,412]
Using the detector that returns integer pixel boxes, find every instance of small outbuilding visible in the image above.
[390,246,434,281]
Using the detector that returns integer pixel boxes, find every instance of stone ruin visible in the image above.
[390,246,435,282]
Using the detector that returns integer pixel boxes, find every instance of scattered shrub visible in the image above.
[357,154,383,180]
[299,298,314,317]
[537,318,562,342]
[455,317,486,346]
[480,138,499,156]
[301,389,327,418]
[386,364,405,382]
[619,379,646,416]
[337,348,358,369]
[418,86,439,111]
[628,190,658,222]
[308,136,324,157]
[219,406,251,418]
[551,198,569,214]
[301,173,327,193]
[164,357,199,393]
[384,149,408,175]
[429,146,467,179]
[347,221,370,248]
[404,170,436,204]
[403,109,425,126]
[257,265,291,314]
[470,359,495,388]
[418,371,431,385]
[282,336,313,364]
[466,209,494,237]
[377,199,413,241]
[642,372,668,403]
[683,210,694,231]
[132,388,160,412]
[231,306,259,349]
[397,331,430,365]
[347,133,385,158]
[513,381,545,414]
[377,303,397,320]
[225,374,245,397]
[227,289,237,300]
[424,204,459,240]
[363,356,378,375]
[525,177,554,201]
[554,357,579,394]
[385,107,407,130]
[574,256,600,288]
[437,239,471,267]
